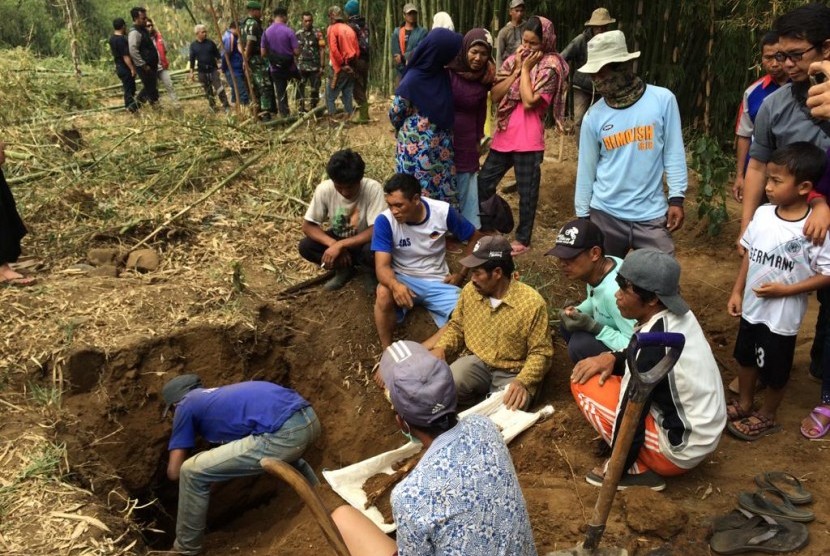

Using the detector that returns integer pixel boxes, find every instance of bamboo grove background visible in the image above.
[0,0,816,143]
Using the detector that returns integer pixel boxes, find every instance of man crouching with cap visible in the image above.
[331,341,536,555]
[570,249,725,491]
[161,374,320,554]
[548,219,634,363]
[430,235,552,410]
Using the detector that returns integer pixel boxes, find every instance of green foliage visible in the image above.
[27,381,62,407]
[690,134,731,236]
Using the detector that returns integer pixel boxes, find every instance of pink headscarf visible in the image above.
[495,16,569,132]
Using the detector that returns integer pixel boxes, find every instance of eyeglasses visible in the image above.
[773,45,816,63]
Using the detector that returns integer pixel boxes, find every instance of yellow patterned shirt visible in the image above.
[437,279,553,395]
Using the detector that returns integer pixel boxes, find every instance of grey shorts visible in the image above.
[589,208,675,259]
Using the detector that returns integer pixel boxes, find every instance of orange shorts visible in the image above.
[571,375,685,477]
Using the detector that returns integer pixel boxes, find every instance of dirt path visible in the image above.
[3,110,830,555]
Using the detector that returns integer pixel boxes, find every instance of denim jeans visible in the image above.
[326,71,354,115]
[223,69,250,105]
[456,172,481,229]
[173,406,321,555]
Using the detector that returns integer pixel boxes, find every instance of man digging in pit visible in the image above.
[430,235,553,411]
[371,173,483,353]
[162,374,320,555]
[331,340,536,555]
[298,149,384,290]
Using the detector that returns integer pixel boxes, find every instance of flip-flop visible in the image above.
[726,399,752,421]
[0,276,37,287]
[800,405,830,441]
[710,508,756,534]
[710,512,809,554]
[737,488,815,523]
[726,413,781,442]
[754,472,813,505]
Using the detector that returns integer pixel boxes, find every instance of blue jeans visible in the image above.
[456,172,481,229]
[173,406,321,554]
[223,69,249,105]
[326,71,354,115]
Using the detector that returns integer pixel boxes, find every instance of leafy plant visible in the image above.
[690,134,731,236]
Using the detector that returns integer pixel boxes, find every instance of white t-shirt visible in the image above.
[303,178,385,239]
[371,197,475,281]
[740,204,830,335]
[618,309,726,469]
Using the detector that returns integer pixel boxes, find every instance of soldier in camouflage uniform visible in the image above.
[295,11,326,113]
[241,1,276,119]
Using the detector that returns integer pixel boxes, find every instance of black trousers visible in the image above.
[116,67,137,112]
[136,66,159,105]
[298,231,373,270]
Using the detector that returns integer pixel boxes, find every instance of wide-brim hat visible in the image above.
[585,8,615,27]
[578,30,640,74]
[618,249,690,316]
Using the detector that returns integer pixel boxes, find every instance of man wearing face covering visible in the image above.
[573,30,687,259]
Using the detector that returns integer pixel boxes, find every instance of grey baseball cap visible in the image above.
[618,249,689,316]
[162,374,202,416]
[510,0,525,8]
[380,341,456,428]
[403,3,418,14]
[459,235,512,268]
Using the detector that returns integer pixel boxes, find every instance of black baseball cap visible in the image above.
[546,219,604,259]
[459,236,512,268]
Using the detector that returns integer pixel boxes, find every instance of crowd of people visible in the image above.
[28,1,830,555]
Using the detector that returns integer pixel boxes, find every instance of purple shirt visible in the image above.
[261,22,298,72]
[450,72,490,173]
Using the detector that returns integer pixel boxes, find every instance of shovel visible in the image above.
[261,458,351,556]
[547,331,685,556]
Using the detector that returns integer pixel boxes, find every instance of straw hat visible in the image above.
[585,8,616,27]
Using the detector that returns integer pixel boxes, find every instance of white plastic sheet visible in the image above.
[322,391,554,532]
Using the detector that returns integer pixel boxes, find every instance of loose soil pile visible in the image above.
[1,77,829,556]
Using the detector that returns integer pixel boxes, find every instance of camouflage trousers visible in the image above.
[249,58,275,113]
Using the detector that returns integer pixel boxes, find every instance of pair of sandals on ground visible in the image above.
[724,379,830,442]
[709,472,813,554]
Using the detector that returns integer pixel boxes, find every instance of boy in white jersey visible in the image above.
[727,142,830,441]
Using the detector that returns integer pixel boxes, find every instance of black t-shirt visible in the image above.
[109,34,130,72]
[190,39,221,72]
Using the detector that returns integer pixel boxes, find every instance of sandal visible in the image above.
[800,405,830,440]
[727,412,781,442]
[510,241,530,257]
[754,472,813,505]
[737,488,815,523]
[0,276,37,287]
[710,511,809,554]
[726,399,752,421]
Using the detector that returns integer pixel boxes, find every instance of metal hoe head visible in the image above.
[624,332,685,403]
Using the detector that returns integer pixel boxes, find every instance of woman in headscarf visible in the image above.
[447,28,496,228]
[478,16,568,255]
[432,11,454,31]
[389,28,463,205]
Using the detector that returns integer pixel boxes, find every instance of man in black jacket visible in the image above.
[127,6,159,106]
[189,24,230,112]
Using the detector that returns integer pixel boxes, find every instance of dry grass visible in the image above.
[0,50,396,555]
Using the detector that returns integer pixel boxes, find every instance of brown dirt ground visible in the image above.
[5,111,830,556]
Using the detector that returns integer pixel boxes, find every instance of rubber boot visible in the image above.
[352,102,370,124]
[323,268,353,291]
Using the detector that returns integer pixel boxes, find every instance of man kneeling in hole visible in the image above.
[162,374,320,555]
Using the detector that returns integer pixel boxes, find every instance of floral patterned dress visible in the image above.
[389,96,457,206]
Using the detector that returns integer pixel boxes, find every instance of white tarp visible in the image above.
[322,391,554,533]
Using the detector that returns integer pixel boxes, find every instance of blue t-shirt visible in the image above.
[168,382,309,450]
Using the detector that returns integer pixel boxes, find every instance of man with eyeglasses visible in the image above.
[738,4,830,388]
[569,249,726,492]
[732,31,788,203]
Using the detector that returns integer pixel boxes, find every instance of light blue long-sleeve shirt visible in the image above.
[574,85,687,222]
[574,256,635,351]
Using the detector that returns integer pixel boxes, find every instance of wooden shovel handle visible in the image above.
[261,458,351,556]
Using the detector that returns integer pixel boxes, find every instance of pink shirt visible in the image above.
[491,93,552,153]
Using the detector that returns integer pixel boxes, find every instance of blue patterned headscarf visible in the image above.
[395,28,463,130]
